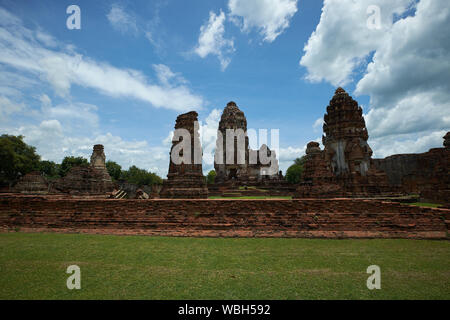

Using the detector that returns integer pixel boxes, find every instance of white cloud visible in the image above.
[365,92,450,138]
[300,0,450,157]
[0,95,25,122]
[152,64,187,86]
[0,8,204,112]
[1,94,170,177]
[198,108,222,170]
[228,0,298,42]
[195,10,235,70]
[106,4,138,35]
[312,117,323,131]
[300,0,412,86]
[370,130,448,158]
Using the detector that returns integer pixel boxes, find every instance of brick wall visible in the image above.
[0,195,448,239]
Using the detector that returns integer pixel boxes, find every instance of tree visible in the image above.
[0,135,40,186]
[285,164,303,184]
[106,160,122,181]
[120,165,162,186]
[39,160,60,179]
[206,170,216,184]
[294,156,307,166]
[59,156,89,177]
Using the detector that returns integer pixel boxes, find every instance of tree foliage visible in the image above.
[120,165,162,186]
[294,156,307,166]
[59,156,89,177]
[285,164,303,184]
[206,170,216,184]
[0,134,40,185]
[106,160,122,181]
[38,160,60,180]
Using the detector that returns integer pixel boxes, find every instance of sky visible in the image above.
[0,0,449,177]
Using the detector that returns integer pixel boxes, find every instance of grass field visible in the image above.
[409,202,443,208]
[0,233,449,299]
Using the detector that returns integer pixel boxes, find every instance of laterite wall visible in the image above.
[0,195,448,239]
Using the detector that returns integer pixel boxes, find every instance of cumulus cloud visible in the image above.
[300,0,450,156]
[228,0,298,42]
[1,93,170,177]
[106,4,138,35]
[0,8,204,112]
[300,0,412,86]
[370,130,448,158]
[195,10,235,70]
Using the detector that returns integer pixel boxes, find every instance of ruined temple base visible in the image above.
[1,195,448,239]
[0,227,445,239]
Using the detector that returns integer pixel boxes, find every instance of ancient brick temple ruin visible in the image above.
[373,132,450,205]
[11,144,114,196]
[13,171,50,194]
[297,88,393,198]
[54,144,114,195]
[295,88,449,205]
[296,142,343,198]
[214,101,280,183]
[160,111,208,198]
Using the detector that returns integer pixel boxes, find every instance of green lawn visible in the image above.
[0,233,449,299]
[409,202,443,208]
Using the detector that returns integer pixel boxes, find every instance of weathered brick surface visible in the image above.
[0,195,448,239]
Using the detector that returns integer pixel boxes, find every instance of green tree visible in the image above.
[285,164,303,184]
[38,160,60,179]
[0,135,40,186]
[294,156,307,166]
[120,165,162,186]
[206,170,216,184]
[59,156,89,177]
[106,160,122,181]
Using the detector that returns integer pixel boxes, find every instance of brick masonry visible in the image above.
[0,195,448,239]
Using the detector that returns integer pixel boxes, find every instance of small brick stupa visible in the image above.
[160,111,208,198]
[13,171,49,194]
[54,144,114,195]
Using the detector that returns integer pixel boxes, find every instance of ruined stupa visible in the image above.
[322,87,373,176]
[54,144,114,195]
[295,142,342,198]
[296,88,390,197]
[214,101,279,183]
[13,171,49,194]
[160,111,208,198]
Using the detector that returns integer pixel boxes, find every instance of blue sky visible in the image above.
[0,0,449,176]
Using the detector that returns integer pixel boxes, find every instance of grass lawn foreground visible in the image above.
[0,232,449,299]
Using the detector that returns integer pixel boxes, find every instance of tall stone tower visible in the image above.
[214,101,250,182]
[322,87,373,176]
[160,111,208,198]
